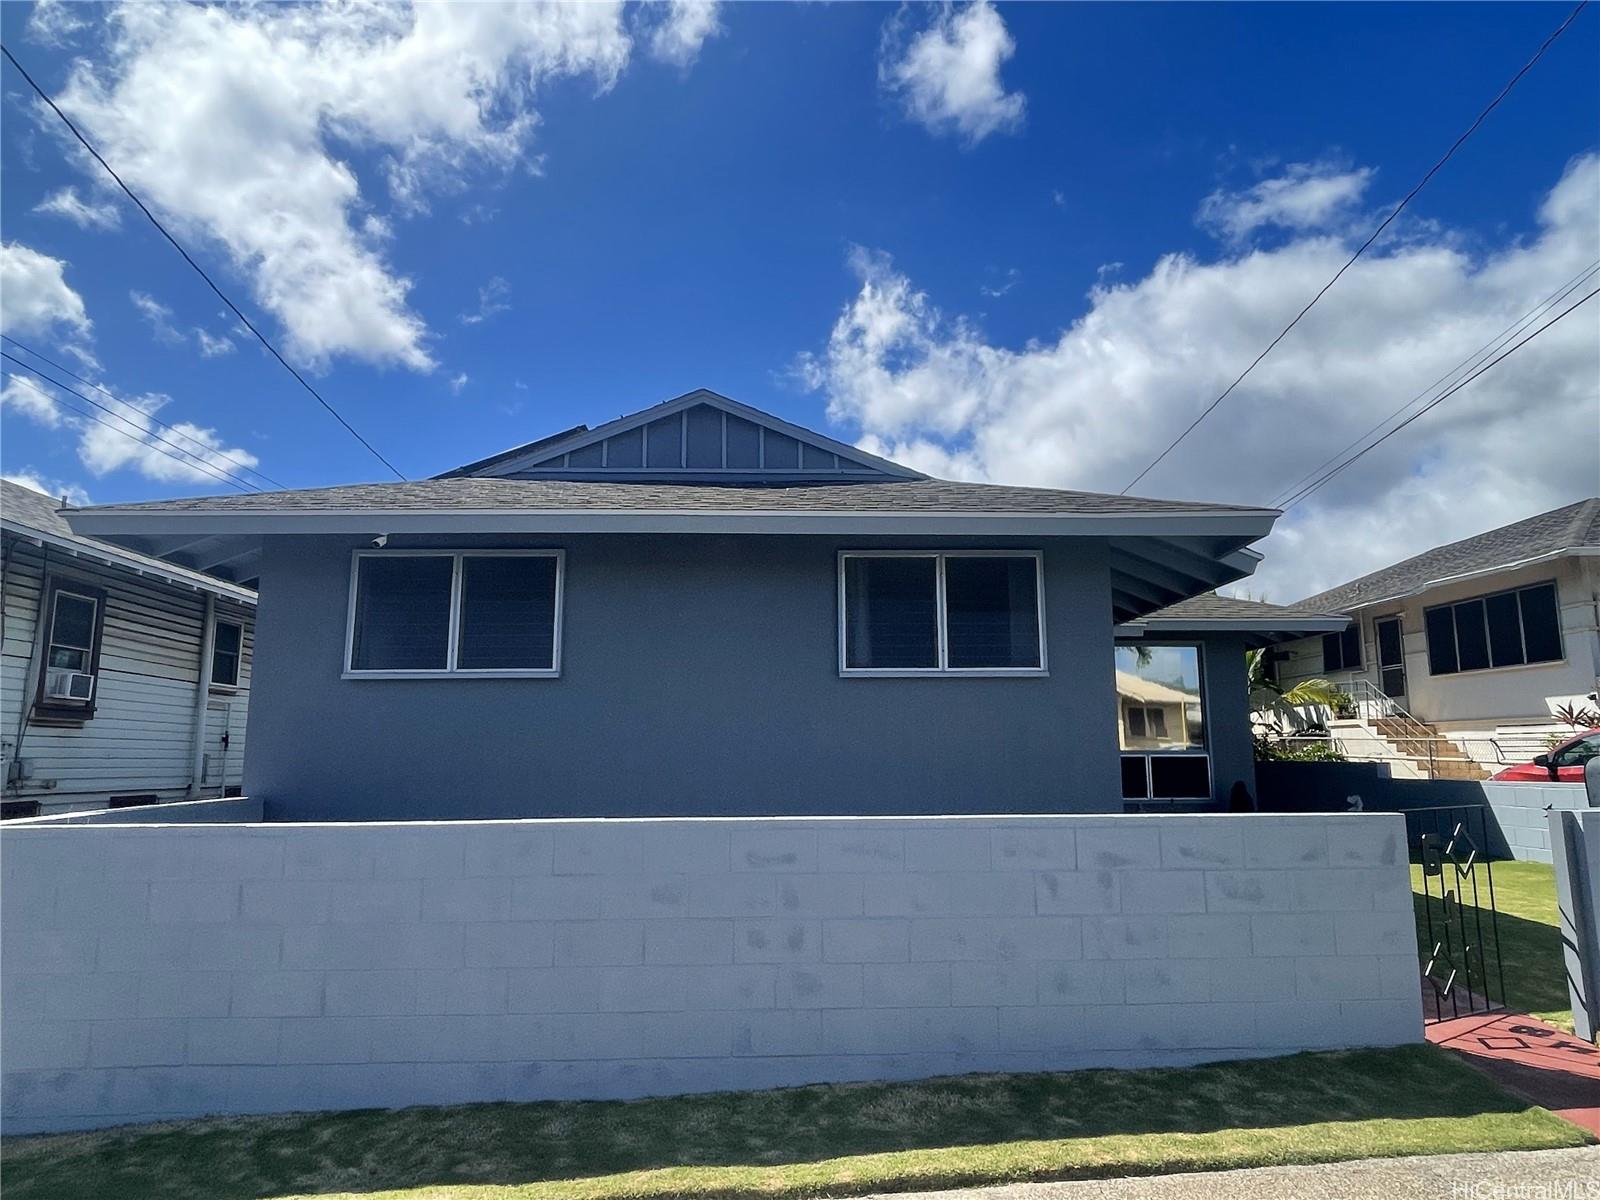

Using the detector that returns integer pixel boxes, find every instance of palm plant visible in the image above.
[1246,647,1340,726]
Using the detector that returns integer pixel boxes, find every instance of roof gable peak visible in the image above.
[437,389,924,482]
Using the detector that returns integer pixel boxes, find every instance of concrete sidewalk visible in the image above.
[859,1147,1600,1199]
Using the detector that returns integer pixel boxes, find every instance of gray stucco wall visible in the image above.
[1198,634,1256,808]
[246,535,1146,821]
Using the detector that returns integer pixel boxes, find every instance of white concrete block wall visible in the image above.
[1,814,1423,1133]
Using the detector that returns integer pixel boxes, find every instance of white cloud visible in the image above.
[800,154,1600,602]
[25,0,89,47]
[33,186,122,231]
[880,0,1025,145]
[2,471,91,507]
[449,371,470,395]
[130,290,183,344]
[0,242,92,340]
[1199,162,1375,242]
[49,2,643,373]
[648,0,722,67]
[1,376,65,428]
[459,276,512,325]
[194,328,236,358]
[2,370,259,488]
[73,388,261,486]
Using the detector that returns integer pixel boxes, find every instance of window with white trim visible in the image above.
[839,552,1044,674]
[346,551,562,676]
[211,619,243,687]
[36,582,105,717]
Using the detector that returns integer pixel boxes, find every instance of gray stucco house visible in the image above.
[64,390,1342,821]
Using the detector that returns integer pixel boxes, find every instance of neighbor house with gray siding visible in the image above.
[1,479,254,816]
[64,390,1340,821]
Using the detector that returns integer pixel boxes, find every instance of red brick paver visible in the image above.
[1426,1009,1600,1136]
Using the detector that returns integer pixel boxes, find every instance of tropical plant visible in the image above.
[1246,647,1341,723]
[1553,701,1600,730]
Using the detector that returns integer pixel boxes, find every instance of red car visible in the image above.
[1491,727,1600,782]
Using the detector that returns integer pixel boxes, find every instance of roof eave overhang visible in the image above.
[64,507,1280,539]
[1115,614,1348,647]
[2,519,258,605]
[1310,545,1596,615]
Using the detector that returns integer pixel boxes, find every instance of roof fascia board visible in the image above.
[474,389,926,480]
[2,519,257,604]
[65,509,1279,540]
[1328,546,1594,613]
[1116,616,1349,636]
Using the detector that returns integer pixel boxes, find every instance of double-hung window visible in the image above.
[36,581,105,717]
[1424,581,1562,676]
[345,551,563,677]
[839,551,1045,675]
[211,620,243,688]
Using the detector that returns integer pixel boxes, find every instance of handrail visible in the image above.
[1270,734,1511,770]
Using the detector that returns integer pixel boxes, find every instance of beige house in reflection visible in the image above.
[1116,671,1201,751]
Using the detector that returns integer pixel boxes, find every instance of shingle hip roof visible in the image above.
[1288,497,1600,614]
[64,476,1275,517]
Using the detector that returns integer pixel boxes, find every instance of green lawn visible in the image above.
[2,1045,1587,1200]
[1412,860,1571,1029]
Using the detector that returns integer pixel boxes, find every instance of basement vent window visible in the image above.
[345,551,563,678]
[838,552,1045,675]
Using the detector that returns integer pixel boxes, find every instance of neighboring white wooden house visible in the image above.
[1,480,255,817]
[1274,498,1600,775]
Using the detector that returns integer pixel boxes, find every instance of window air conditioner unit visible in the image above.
[45,671,95,702]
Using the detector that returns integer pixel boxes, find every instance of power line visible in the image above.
[1,334,289,491]
[1,42,408,483]
[1118,0,1591,495]
[2,367,261,494]
[1266,259,1600,508]
[1279,285,1598,512]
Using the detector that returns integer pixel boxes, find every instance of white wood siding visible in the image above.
[1,536,253,812]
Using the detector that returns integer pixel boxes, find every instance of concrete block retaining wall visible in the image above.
[1259,763,1590,864]
[1,814,1422,1133]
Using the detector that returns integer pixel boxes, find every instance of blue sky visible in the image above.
[1,2,1596,597]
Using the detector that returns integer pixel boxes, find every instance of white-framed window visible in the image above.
[211,619,243,688]
[38,582,104,715]
[343,550,564,678]
[838,550,1046,676]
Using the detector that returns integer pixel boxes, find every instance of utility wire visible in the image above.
[1,42,408,483]
[2,368,261,494]
[1279,285,1598,512]
[1,334,289,491]
[1266,259,1600,508]
[1119,0,1591,495]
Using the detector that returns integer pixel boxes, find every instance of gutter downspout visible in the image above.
[188,593,216,797]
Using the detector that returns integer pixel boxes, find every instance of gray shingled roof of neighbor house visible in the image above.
[62,476,1275,518]
[0,479,255,603]
[1125,593,1348,645]
[1288,497,1600,614]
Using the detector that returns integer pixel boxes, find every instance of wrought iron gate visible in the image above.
[1411,805,1508,1022]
